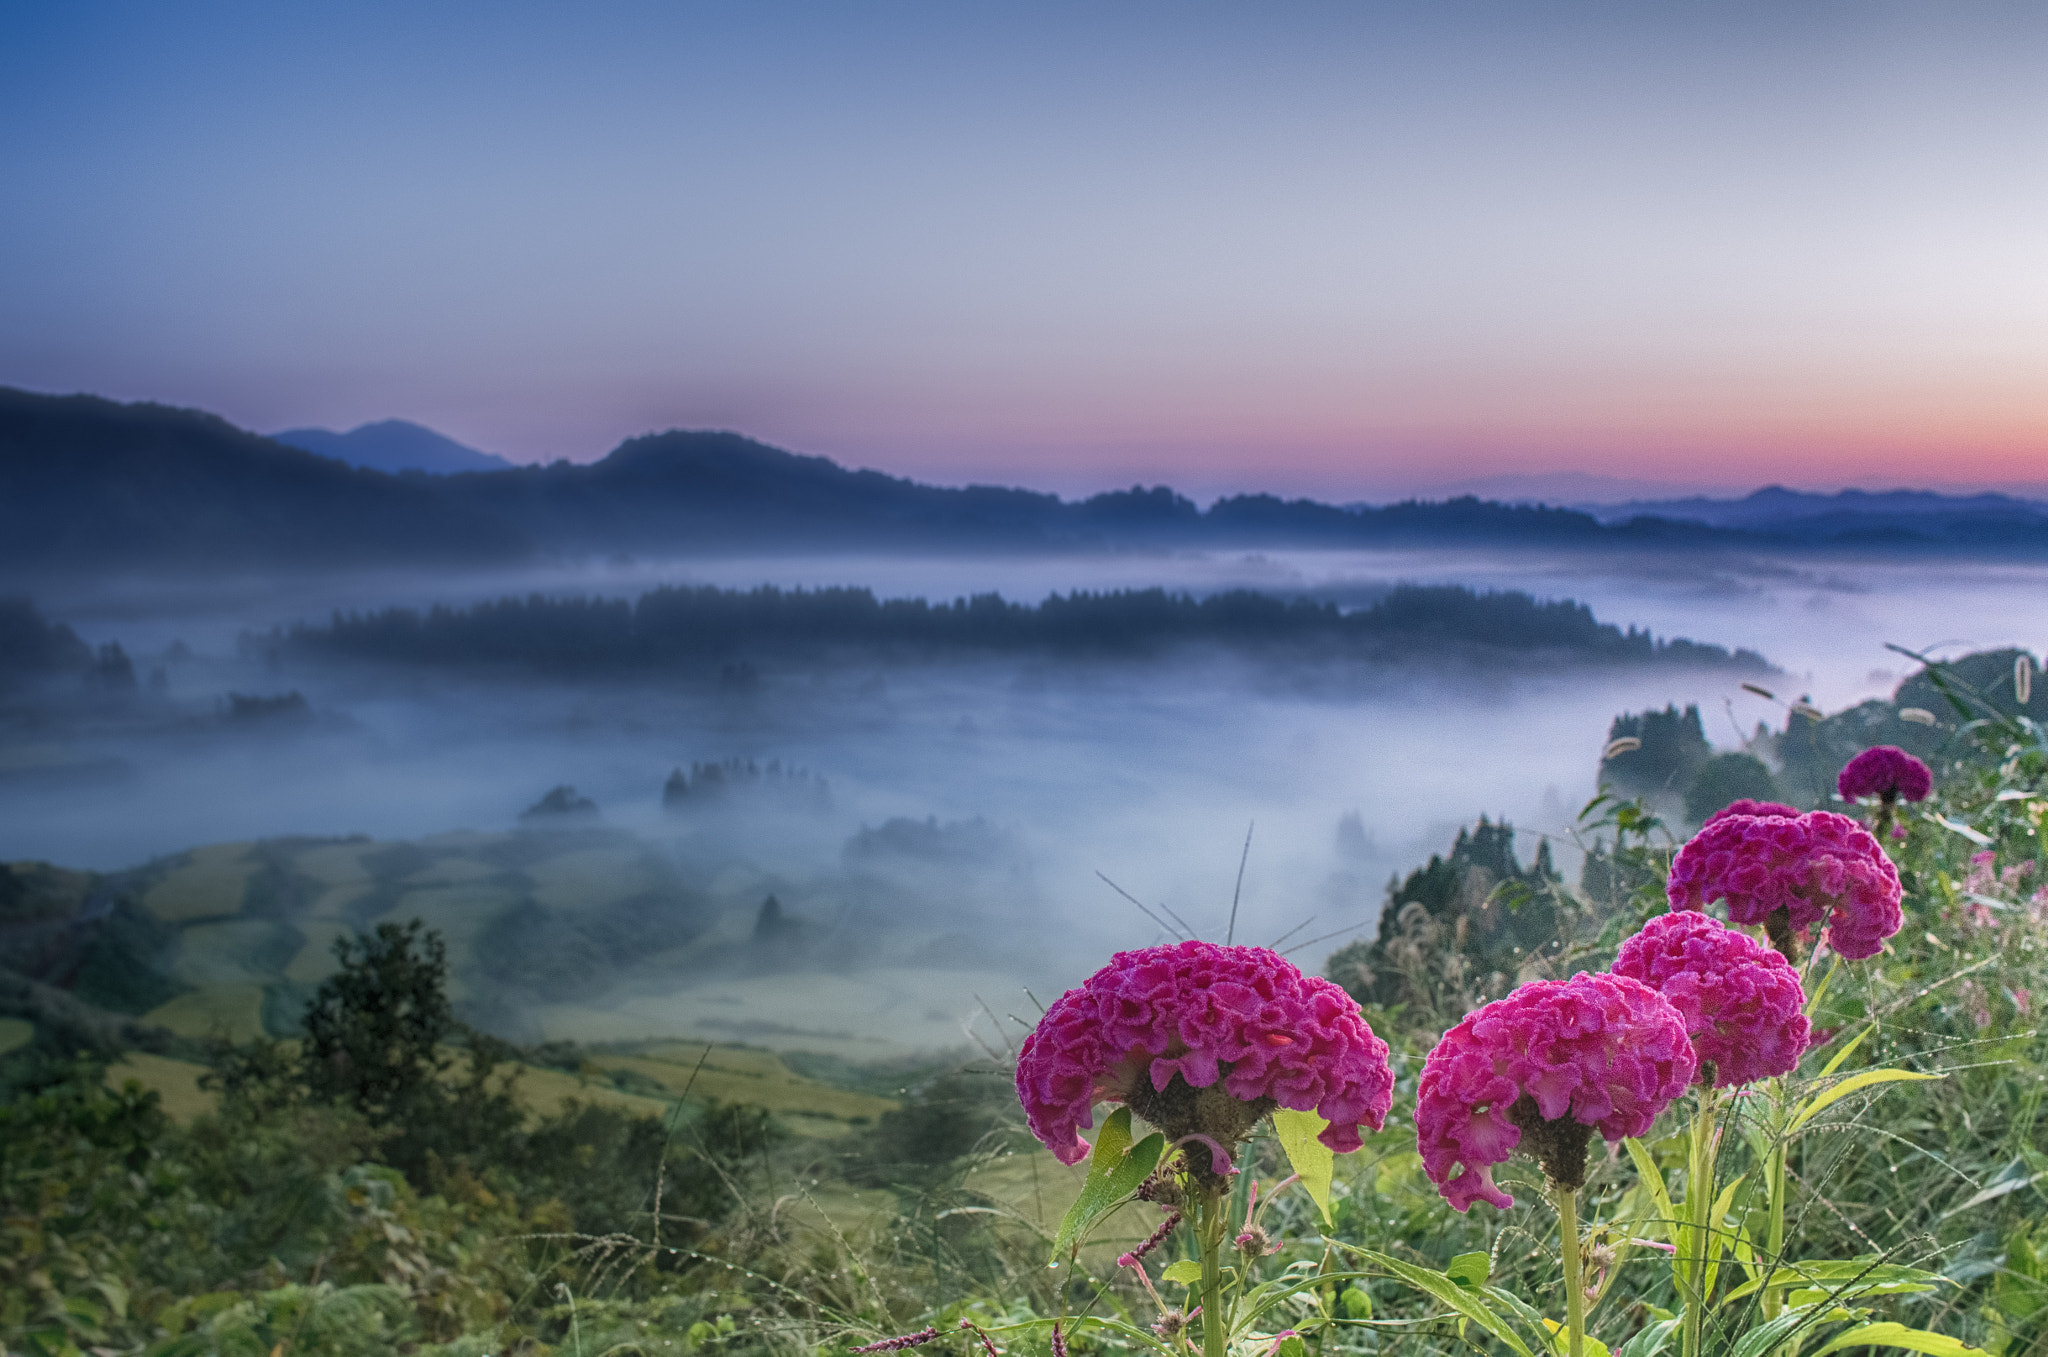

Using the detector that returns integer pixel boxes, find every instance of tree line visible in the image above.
[282,582,1773,672]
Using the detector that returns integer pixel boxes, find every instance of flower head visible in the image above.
[1414,971,1695,1212]
[1613,911,1810,1087]
[1666,810,1903,960]
[1015,940,1394,1171]
[1706,799,1800,824]
[1837,745,1933,803]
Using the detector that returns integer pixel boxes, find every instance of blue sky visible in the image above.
[4,2,2046,499]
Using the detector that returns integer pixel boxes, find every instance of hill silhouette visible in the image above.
[8,386,2048,578]
[0,390,525,573]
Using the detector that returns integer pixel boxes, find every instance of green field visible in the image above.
[103,1052,217,1122]
[143,983,269,1041]
[589,1044,899,1124]
[0,1017,30,1057]
[141,843,257,923]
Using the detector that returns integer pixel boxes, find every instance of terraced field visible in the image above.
[93,823,1020,1068]
[143,982,268,1041]
[94,1036,896,1135]
[142,843,258,923]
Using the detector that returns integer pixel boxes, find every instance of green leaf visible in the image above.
[1538,1318,1613,1355]
[1269,1107,1336,1227]
[1272,1336,1307,1357]
[1623,1137,1680,1244]
[1941,1169,2048,1220]
[1809,1323,1991,1355]
[1722,1261,1951,1305]
[1727,1303,1861,1357]
[1615,1318,1680,1357]
[1237,1269,1378,1331]
[1052,1313,1184,1357]
[1700,1173,1747,1299]
[1333,1246,1537,1357]
[1815,1022,1875,1079]
[1788,1070,1944,1136]
[1483,1287,1552,1345]
[1788,1282,1940,1307]
[1446,1252,1491,1291]
[1160,1260,1203,1286]
[1050,1107,1166,1261]
[1340,1286,1372,1320]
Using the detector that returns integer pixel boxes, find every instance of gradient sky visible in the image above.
[3,1,2047,501]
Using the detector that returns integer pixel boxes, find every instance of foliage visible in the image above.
[1326,817,1566,1026]
[1681,752,1783,826]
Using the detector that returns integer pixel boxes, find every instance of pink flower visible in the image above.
[1706,799,1800,824]
[1837,746,1933,803]
[1963,850,1998,898]
[1613,911,1810,1088]
[1015,940,1394,1167]
[1666,811,1903,960]
[1413,972,1696,1212]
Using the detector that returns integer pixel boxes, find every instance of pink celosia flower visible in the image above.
[1706,799,1800,824]
[1015,940,1394,1169]
[1613,911,1810,1088]
[1413,972,1695,1212]
[1837,746,1933,803]
[1666,810,1903,960]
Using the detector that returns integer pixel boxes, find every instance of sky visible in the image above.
[3,2,2047,502]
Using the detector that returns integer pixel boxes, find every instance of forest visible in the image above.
[279,583,1772,674]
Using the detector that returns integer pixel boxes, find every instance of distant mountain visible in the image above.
[1587,484,2048,531]
[1416,470,1722,506]
[270,419,514,474]
[7,386,2048,579]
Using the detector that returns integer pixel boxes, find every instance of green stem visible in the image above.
[1199,1192,1228,1357]
[1763,1078,1789,1321]
[1681,1088,1718,1357]
[1556,1183,1584,1357]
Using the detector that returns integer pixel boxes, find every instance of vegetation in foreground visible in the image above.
[3,653,2046,1356]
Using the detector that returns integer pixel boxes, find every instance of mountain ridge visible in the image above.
[6,386,2048,578]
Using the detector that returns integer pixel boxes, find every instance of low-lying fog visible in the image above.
[10,545,2044,1054]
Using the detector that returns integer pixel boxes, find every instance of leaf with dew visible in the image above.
[1050,1107,1165,1263]
[1788,1070,1944,1136]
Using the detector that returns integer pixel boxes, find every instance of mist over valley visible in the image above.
[8,533,2041,1060]
[6,389,2046,1060]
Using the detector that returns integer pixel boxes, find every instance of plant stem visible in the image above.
[1681,1087,1718,1357]
[1762,1078,1789,1321]
[1199,1191,1228,1357]
[1555,1182,1584,1357]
